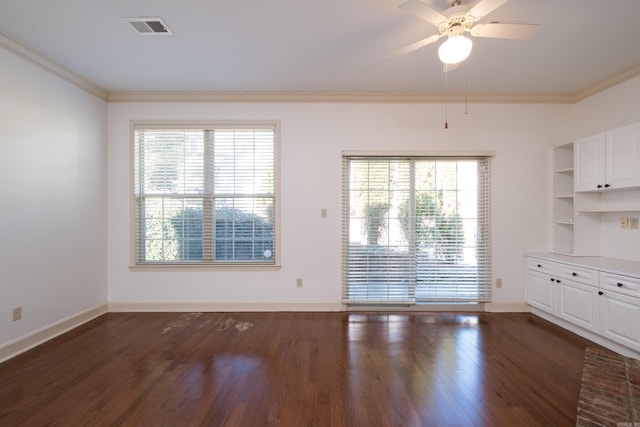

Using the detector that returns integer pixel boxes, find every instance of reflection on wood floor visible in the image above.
[0,312,594,426]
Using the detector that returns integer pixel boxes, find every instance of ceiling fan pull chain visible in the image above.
[465,65,469,115]
[444,66,449,129]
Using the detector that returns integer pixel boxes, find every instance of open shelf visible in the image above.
[554,143,574,171]
[552,143,575,254]
[575,189,640,213]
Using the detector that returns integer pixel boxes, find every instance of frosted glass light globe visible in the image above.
[438,35,473,64]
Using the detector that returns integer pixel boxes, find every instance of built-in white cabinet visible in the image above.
[599,288,640,352]
[528,270,556,313]
[526,254,640,357]
[606,123,640,189]
[599,271,640,351]
[539,124,640,355]
[527,258,598,329]
[557,278,599,331]
[575,122,640,192]
[574,133,605,192]
[552,121,640,256]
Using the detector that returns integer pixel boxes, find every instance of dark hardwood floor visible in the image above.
[0,311,596,426]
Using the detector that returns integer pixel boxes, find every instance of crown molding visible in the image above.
[2,28,638,105]
[0,30,108,101]
[107,90,575,104]
[573,63,640,102]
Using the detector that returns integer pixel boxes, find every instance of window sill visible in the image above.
[129,263,281,272]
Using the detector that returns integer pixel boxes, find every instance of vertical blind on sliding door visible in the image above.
[341,155,491,305]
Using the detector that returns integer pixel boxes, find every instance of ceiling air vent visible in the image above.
[124,18,173,35]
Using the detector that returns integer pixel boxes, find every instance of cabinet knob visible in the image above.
[598,291,604,296]
[572,272,577,276]
[605,184,610,188]
[557,279,561,283]
[617,282,623,287]
[597,184,603,188]
[550,278,555,282]
[537,264,542,268]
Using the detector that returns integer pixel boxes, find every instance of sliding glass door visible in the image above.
[342,156,491,306]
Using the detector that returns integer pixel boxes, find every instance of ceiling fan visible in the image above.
[388,0,538,64]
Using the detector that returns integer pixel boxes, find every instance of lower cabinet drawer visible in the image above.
[558,264,597,286]
[527,258,556,275]
[600,272,640,299]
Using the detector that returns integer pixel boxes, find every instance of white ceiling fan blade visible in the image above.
[468,0,511,19]
[399,0,446,26]
[471,23,538,40]
[386,34,443,58]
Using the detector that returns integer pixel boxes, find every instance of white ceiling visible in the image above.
[1,0,640,97]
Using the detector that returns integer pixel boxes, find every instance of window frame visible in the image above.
[129,120,281,270]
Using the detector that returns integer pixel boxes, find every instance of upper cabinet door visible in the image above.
[606,122,640,190]
[575,133,605,192]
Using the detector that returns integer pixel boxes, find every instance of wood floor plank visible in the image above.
[0,312,597,426]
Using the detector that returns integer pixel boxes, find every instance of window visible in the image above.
[342,155,491,305]
[132,122,279,267]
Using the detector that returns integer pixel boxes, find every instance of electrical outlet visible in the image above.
[630,217,639,230]
[296,278,303,288]
[12,307,22,322]
[496,278,503,288]
[620,217,629,229]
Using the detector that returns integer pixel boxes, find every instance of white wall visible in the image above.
[0,48,108,354]
[572,76,640,140]
[108,101,570,309]
[572,75,640,261]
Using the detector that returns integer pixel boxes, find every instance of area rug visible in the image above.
[576,347,640,426]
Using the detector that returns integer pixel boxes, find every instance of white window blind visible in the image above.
[342,156,491,305]
[133,123,277,266]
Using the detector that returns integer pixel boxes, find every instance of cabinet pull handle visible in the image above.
[597,184,603,188]
[598,291,604,295]
[557,279,561,283]
[617,282,623,287]
[605,184,610,188]
[572,272,577,276]
[550,278,555,282]
[537,264,541,268]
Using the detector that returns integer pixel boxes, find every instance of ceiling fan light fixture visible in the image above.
[438,34,473,64]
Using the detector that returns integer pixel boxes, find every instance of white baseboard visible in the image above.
[108,301,344,312]
[484,302,530,313]
[0,301,531,364]
[108,301,530,313]
[0,304,108,363]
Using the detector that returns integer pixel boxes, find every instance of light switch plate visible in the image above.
[621,217,629,229]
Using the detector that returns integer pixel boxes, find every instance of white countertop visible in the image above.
[526,252,640,277]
